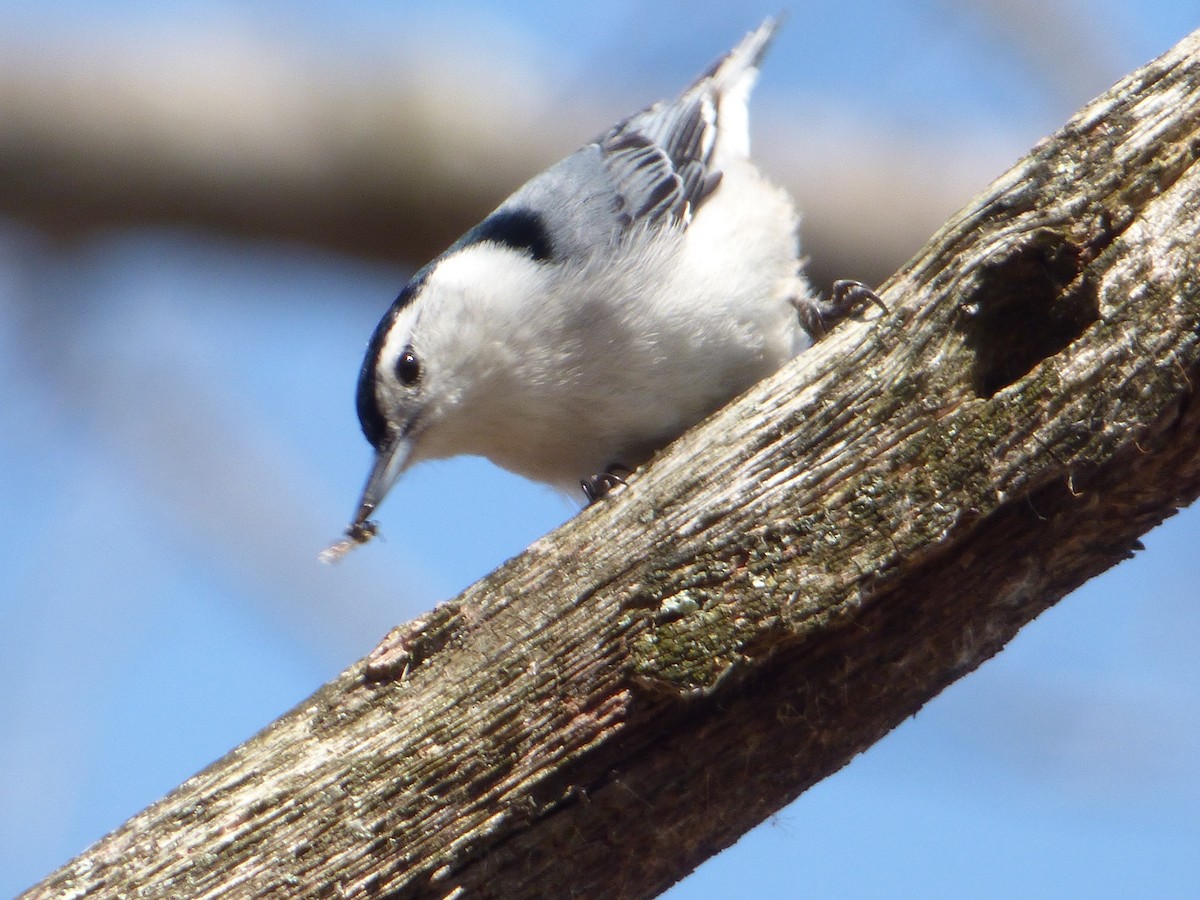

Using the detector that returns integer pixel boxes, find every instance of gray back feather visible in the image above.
[482,18,780,266]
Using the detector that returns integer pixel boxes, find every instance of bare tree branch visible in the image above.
[21,27,1200,900]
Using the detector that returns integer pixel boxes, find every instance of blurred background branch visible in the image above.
[1,20,1033,290]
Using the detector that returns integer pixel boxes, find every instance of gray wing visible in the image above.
[476,95,723,266]
[462,20,779,265]
[597,94,724,228]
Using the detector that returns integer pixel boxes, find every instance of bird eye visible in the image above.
[395,348,421,386]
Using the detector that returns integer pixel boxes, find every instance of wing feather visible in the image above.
[594,18,778,230]
[479,19,779,262]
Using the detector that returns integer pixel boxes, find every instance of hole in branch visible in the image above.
[960,228,1100,398]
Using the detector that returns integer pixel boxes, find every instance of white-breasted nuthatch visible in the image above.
[322,17,879,561]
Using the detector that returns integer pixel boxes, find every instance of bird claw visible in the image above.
[794,279,887,340]
[581,464,632,504]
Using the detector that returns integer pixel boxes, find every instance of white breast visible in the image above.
[411,163,808,493]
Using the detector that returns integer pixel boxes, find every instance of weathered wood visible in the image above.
[23,28,1200,900]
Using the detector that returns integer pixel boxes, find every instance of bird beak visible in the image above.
[353,432,412,529]
[321,433,412,562]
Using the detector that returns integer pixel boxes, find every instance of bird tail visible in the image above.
[695,16,782,160]
[706,16,782,93]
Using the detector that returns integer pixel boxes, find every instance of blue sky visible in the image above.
[2,2,1198,897]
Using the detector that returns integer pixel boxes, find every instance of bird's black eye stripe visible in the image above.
[356,274,428,450]
[459,208,553,262]
[395,348,421,386]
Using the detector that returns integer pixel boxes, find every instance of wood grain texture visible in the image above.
[23,28,1200,900]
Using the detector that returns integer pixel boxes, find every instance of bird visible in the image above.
[322,17,879,562]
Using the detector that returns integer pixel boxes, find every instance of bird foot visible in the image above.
[581,464,632,504]
[794,279,887,340]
